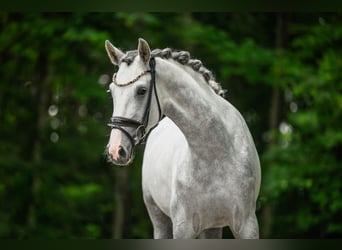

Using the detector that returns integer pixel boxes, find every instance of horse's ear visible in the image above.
[105,40,124,66]
[138,38,151,64]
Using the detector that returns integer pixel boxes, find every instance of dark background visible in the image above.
[0,13,341,238]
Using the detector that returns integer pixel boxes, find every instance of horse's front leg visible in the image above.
[143,194,173,239]
[198,228,223,238]
[171,203,200,238]
[173,215,223,239]
[172,219,198,239]
[231,212,259,239]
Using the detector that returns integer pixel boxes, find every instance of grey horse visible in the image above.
[105,38,261,239]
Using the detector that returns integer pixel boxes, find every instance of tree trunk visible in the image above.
[112,167,129,239]
[27,52,49,233]
[261,13,289,238]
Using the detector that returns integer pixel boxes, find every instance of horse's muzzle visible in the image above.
[106,144,135,166]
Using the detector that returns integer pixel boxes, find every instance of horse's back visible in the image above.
[142,117,188,216]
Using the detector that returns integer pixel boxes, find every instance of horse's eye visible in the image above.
[137,87,147,96]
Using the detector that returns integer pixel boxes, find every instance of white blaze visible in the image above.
[108,129,123,160]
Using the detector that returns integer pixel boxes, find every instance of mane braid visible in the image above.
[120,48,226,97]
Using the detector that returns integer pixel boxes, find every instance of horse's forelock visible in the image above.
[120,50,138,65]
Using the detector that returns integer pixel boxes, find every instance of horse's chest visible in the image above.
[170,178,233,227]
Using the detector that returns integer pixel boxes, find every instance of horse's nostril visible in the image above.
[118,147,126,158]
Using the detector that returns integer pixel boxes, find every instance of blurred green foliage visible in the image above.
[0,13,341,238]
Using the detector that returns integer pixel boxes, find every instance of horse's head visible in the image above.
[105,38,162,166]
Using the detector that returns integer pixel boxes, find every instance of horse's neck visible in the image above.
[156,58,231,161]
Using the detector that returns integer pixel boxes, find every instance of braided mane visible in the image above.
[120,48,226,97]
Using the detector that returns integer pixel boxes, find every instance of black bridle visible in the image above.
[107,57,162,147]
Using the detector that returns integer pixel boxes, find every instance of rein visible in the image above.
[107,57,162,146]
